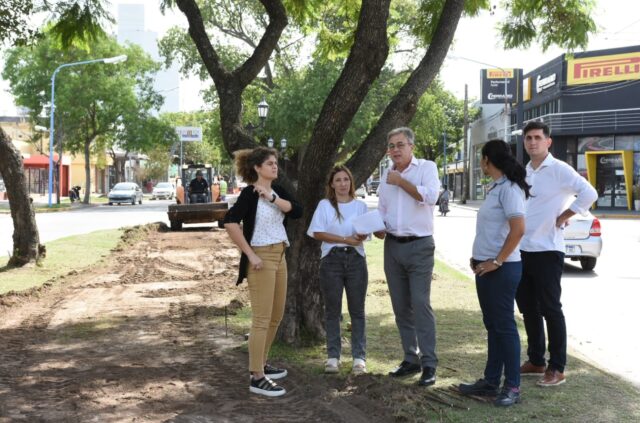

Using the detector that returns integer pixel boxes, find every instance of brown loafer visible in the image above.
[520,361,546,376]
[537,369,566,387]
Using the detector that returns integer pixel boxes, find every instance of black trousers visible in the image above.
[515,250,566,372]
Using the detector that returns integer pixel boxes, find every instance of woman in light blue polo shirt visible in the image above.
[458,139,531,407]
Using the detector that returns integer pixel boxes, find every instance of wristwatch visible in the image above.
[492,259,503,267]
[270,193,277,203]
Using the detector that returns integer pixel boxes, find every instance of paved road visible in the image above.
[0,200,171,257]
[435,204,640,388]
[2,196,639,387]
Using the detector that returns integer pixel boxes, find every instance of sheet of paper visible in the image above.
[352,210,386,234]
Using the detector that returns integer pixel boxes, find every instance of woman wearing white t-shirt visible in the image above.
[307,165,369,375]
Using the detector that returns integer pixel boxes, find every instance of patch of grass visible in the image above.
[0,228,124,295]
[56,317,121,342]
[222,237,640,422]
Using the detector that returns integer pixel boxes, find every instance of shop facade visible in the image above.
[469,45,640,210]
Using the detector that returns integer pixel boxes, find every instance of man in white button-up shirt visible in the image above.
[376,127,441,387]
[516,121,597,388]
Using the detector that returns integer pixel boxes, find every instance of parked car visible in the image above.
[151,182,175,200]
[367,179,380,196]
[356,185,367,198]
[108,182,143,205]
[563,212,602,271]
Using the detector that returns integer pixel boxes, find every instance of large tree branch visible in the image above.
[177,0,287,153]
[298,0,391,196]
[233,0,287,88]
[346,0,465,186]
[176,0,232,87]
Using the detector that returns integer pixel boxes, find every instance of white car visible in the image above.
[563,212,602,271]
[108,182,143,206]
[151,182,175,200]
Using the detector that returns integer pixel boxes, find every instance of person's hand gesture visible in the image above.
[386,170,402,186]
[253,185,271,201]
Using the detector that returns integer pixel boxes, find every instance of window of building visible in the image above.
[578,136,614,153]
[615,135,640,151]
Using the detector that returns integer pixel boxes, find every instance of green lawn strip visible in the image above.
[0,196,110,213]
[0,228,123,295]
[220,238,640,422]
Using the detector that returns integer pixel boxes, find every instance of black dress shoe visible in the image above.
[389,361,421,377]
[458,379,499,396]
[494,386,520,407]
[417,367,436,386]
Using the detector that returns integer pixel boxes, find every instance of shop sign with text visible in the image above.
[480,68,518,104]
[567,52,640,85]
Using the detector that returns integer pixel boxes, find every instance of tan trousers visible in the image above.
[247,242,287,373]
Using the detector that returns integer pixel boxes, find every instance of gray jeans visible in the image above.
[319,247,368,360]
[384,236,437,368]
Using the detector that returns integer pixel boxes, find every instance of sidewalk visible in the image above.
[451,199,640,219]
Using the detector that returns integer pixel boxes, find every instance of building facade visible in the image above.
[470,45,640,210]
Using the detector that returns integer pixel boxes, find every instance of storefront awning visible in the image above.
[23,154,59,167]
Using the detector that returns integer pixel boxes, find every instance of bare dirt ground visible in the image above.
[0,225,395,422]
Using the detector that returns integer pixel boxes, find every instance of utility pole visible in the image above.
[442,131,447,187]
[462,84,469,204]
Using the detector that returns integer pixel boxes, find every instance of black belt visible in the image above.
[330,246,357,254]
[386,233,427,243]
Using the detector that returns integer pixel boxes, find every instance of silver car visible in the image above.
[108,182,143,206]
[151,182,175,200]
[563,212,602,271]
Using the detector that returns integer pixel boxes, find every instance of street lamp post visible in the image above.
[442,131,447,187]
[48,54,127,207]
[245,97,269,136]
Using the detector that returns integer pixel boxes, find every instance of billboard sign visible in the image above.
[567,52,640,85]
[176,126,203,142]
[480,68,517,104]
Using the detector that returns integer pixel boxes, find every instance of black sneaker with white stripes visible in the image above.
[264,364,288,380]
[250,376,286,397]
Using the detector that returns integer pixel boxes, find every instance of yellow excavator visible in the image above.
[168,164,228,231]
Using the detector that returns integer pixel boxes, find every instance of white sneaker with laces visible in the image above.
[352,358,367,375]
[325,358,340,374]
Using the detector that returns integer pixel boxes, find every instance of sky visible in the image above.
[1,0,639,115]
[441,0,640,100]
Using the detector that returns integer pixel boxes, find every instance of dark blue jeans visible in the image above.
[319,248,368,360]
[475,261,522,388]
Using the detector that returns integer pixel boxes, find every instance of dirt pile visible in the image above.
[0,226,394,422]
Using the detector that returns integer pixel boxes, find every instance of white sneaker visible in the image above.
[352,358,367,375]
[325,358,340,374]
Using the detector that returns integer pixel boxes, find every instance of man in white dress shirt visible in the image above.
[375,127,441,387]
[516,121,597,387]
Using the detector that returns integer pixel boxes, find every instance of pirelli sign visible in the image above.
[567,52,640,85]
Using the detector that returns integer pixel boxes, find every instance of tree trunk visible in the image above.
[279,0,391,343]
[0,128,43,266]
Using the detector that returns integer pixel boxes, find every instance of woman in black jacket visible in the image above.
[223,147,302,397]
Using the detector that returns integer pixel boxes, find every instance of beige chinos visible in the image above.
[246,242,287,373]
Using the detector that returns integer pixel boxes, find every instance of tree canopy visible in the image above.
[3,31,173,201]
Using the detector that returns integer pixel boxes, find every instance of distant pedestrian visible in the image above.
[307,165,369,375]
[219,175,228,201]
[223,147,303,397]
[438,185,450,216]
[375,127,441,387]
[458,139,529,407]
[516,121,597,387]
